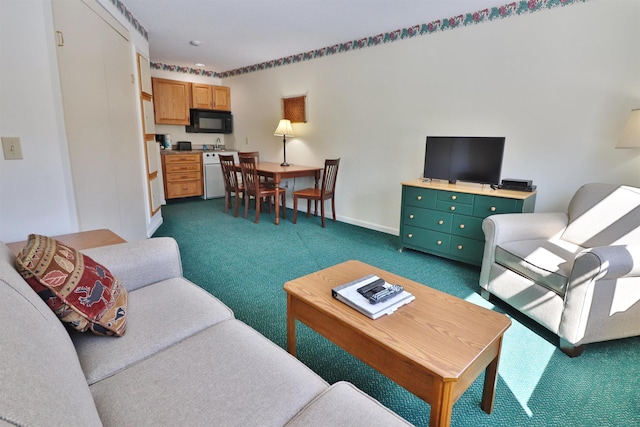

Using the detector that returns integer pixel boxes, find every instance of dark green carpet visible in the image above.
[153,197,640,426]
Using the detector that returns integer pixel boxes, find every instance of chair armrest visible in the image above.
[479,212,569,288]
[82,237,183,291]
[575,245,640,280]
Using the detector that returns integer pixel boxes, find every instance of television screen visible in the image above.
[423,136,505,185]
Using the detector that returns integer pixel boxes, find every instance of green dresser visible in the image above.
[400,180,536,266]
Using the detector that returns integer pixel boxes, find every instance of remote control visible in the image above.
[369,285,404,304]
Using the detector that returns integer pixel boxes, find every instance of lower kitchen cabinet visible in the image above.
[161,152,203,199]
[399,179,536,266]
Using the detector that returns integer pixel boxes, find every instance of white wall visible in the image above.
[224,0,640,235]
[0,0,77,242]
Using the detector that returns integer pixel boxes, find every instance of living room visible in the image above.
[1,1,640,426]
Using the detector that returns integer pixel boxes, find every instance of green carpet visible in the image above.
[153,197,640,426]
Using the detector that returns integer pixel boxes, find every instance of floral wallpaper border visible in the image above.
[109,0,148,40]
[139,0,586,79]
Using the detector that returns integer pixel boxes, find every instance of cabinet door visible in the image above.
[138,54,152,95]
[152,78,191,124]
[191,83,213,109]
[213,85,231,111]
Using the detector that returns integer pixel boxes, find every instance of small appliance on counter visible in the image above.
[156,134,172,150]
[177,141,192,151]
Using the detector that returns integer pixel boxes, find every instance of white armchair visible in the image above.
[480,183,640,356]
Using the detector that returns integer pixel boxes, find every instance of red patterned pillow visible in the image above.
[15,234,127,336]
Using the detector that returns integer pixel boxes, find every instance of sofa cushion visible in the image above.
[1,244,103,426]
[15,234,128,336]
[285,381,412,426]
[73,277,234,385]
[90,319,328,426]
[495,238,585,296]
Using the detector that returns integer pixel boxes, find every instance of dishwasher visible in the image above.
[202,151,237,199]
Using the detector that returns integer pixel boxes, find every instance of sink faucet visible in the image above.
[216,138,221,150]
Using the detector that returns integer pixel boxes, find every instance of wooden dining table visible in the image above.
[237,161,323,225]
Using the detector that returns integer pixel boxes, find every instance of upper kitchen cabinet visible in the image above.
[152,77,191,125]
[191,83,231,111]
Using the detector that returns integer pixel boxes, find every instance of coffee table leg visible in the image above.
[429,383,454,427]
[481,338,503,413]
[286,294,297,356]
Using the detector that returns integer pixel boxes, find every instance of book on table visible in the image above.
[331,274,415,319]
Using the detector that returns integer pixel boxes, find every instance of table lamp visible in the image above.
[274,119,295,166]
[617,109,640,148]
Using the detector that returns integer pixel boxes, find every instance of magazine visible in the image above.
[331,274,415,319]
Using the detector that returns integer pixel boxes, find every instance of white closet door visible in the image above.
[52,0,147,241]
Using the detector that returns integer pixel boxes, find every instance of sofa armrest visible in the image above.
[577,245,640,280]
[82,237,183,291]
[480,212,569,288]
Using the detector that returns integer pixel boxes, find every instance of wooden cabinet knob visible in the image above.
[437,240,442,245]
[450,206,456,211]
[490,206,496,212]
[416,195,422,201]
[459,224,465,229]
[451,195,457,200]
[457,245,463,250]
[409,214,414,219]
[407,233,413,238]
[438,220,444,225]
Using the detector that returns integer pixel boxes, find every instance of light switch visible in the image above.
[2,137,23,160]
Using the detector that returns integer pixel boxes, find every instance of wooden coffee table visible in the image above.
[284,260,511,427]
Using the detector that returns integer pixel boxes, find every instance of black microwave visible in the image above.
[186,109,233,134]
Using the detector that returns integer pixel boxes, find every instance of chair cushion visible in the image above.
[495,238,585,296]
[15,234,128,336]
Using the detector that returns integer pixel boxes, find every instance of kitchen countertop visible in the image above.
[161,148,236,155]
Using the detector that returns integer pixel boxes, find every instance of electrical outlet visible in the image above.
[245,136,249,145]
[2,136,23,160]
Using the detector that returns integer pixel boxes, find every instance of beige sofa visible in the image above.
[0,237,412,426]
[480,183,640,356]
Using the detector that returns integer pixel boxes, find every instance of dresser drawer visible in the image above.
[166,180,203,198]
[166,163,201,173]
[403,186,437,209]
[448,236,485,263]
[164,154,201,164]
[402,225,451,252]
[435,200,474,216]
[167,171,201,181]
[473,196,518,217]
[437,191,474,204]
[451,215,484,240]
[403,207,452,233]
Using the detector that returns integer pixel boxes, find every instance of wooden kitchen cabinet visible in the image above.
[161,152,203,199]
[152,77,191,125]
[191,84,231,111]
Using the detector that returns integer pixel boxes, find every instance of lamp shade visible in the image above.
[274,119,295,137]
[617,109,640,148]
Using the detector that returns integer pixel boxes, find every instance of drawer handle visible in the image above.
[490,206,497,212]
[438,220,444,225]
[437,240,442,245]
[416,196,422,201]
[451,195,457,200]
[407,233,413,238]
[450,206,456,211]
[459,224,465,229]
[457,245,463,250]
[409,214,414,219]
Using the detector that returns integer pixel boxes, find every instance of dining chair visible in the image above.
[239,155,286,223]
[218,154,243,217]
[238,151,274,185]
[293,158,340,227]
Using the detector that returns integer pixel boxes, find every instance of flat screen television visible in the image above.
[423,136,505,185]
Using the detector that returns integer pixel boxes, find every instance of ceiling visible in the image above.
[121,0,510,73]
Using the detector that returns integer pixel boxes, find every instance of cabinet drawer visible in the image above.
[449,236,485,264]
[167,171,201,181]
[437,191,474,204]
[435,200,474,216]
[403,186,437,209]
[166,180,203,198]
[451,215,484,240]
[166,163,201,173]
[402,225,451,252]
[164,154,201,164]
[473,196,518,217]
[403,207,452,233]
